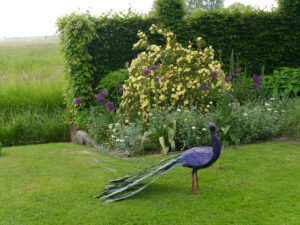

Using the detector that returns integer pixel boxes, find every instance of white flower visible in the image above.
[192,126,196,130]
[267,108,272,111]
[116,139,120,142]
[270,98,275,100]
[202,128,207,131]
[281,110,285,112]
[209,101,213,105]
[120,139,124,143]
[265,103,270,106]
[115,123,119,126]
[109,124,113,129]
[111,135,115,138]
[125,119,129,123]
[177,108,181,112]
[274,111,278,113]
[206,105,210,108]
[243,113,248,116]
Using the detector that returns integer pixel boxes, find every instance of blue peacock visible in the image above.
[93,121,221,203]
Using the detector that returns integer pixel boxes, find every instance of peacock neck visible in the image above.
[211,130,221,157]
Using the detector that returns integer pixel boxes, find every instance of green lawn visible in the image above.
[0,142,299,224]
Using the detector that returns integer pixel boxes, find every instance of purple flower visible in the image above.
[217,49,222,54]
[98,91,106,98]
[252,99,256,103]
[114,82,119,86]
[161,78,166,83]
[252,83,259,89]
[125,61,130,67]
[106,102,115,111]
[97,96,105,105]
[234,63,239,66]
[143,69,150,74]
[252,75,262,83]
[210,71,218,78]
[150,65,157,70]
[200,83,209,91]
[74,98,82,104]
[235,69,241,73]
[226,76,232,82]
[119,87,124,93]
[154,76,159,82]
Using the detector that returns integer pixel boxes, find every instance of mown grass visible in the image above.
[0,39,69,146]
[0,142,299,224]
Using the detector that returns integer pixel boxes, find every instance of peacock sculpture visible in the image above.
[93,121,221,203]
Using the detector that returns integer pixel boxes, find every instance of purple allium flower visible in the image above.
[106,102,115,111]
[234,63,239,66]
[75,98,82,104]
[200,83,209,91]
[161,78,166,83]
[98,91,106,99]
[119,87,124,93]
[252,83,259,89]
[97,96,105,105]
[235,69,241,73]
[150,65,157,70]
[143,69,150,74]
[226,76,232,82]
[114,82,119,86]
[217,49,222,54]
[125,61,130,67]
[252,75,262,83]
[210,71,218,78]
[154,76,159,82]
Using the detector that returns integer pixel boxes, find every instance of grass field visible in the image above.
[0,39,69,146]
[0,142,299,224]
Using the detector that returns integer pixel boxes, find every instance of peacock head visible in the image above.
[209,121,218,132]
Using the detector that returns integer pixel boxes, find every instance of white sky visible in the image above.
[0,0,278,38]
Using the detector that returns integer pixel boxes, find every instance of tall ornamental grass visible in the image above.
[0,39,69,146]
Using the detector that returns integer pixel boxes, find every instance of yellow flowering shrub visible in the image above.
[121,24,232,119]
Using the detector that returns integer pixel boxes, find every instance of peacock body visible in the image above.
[93,121,221,203]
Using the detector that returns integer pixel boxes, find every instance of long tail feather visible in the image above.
[93,155,182,202]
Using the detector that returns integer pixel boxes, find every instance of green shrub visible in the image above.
[283,98,300,139]
[264,67,300,97]
[99,69,129,107]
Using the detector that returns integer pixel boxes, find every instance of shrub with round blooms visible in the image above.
[121,25,231,119]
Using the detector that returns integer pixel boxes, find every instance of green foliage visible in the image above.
[186,0,224,16]
[0,40,69,146]
[153,0,186,30]
[99,69,129,106]
[264,67,300,97]
[0,142,2,156]
[283,98,300,139]
[209,98,285,145]
[87,107,116,145]
[57,1,300,123]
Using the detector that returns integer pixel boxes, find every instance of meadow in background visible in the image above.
[0,39,70,146]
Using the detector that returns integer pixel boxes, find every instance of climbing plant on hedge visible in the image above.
[57,13,97,123]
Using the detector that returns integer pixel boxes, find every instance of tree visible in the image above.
[185,0,224,16]
[226,2,256,12]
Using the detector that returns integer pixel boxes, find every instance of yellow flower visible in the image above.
[159,95,166,101]
[184,100,189,105]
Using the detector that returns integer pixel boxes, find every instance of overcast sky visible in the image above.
[0,0,278,38]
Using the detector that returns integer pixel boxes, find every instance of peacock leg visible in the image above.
[192,173,195,195]
[196,171,199,190]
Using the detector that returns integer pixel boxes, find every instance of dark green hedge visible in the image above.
[57,1,300,123]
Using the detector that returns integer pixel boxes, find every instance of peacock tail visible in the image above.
[93,154,184,203]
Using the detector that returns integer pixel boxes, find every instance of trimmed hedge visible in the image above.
[57,0,300,123]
